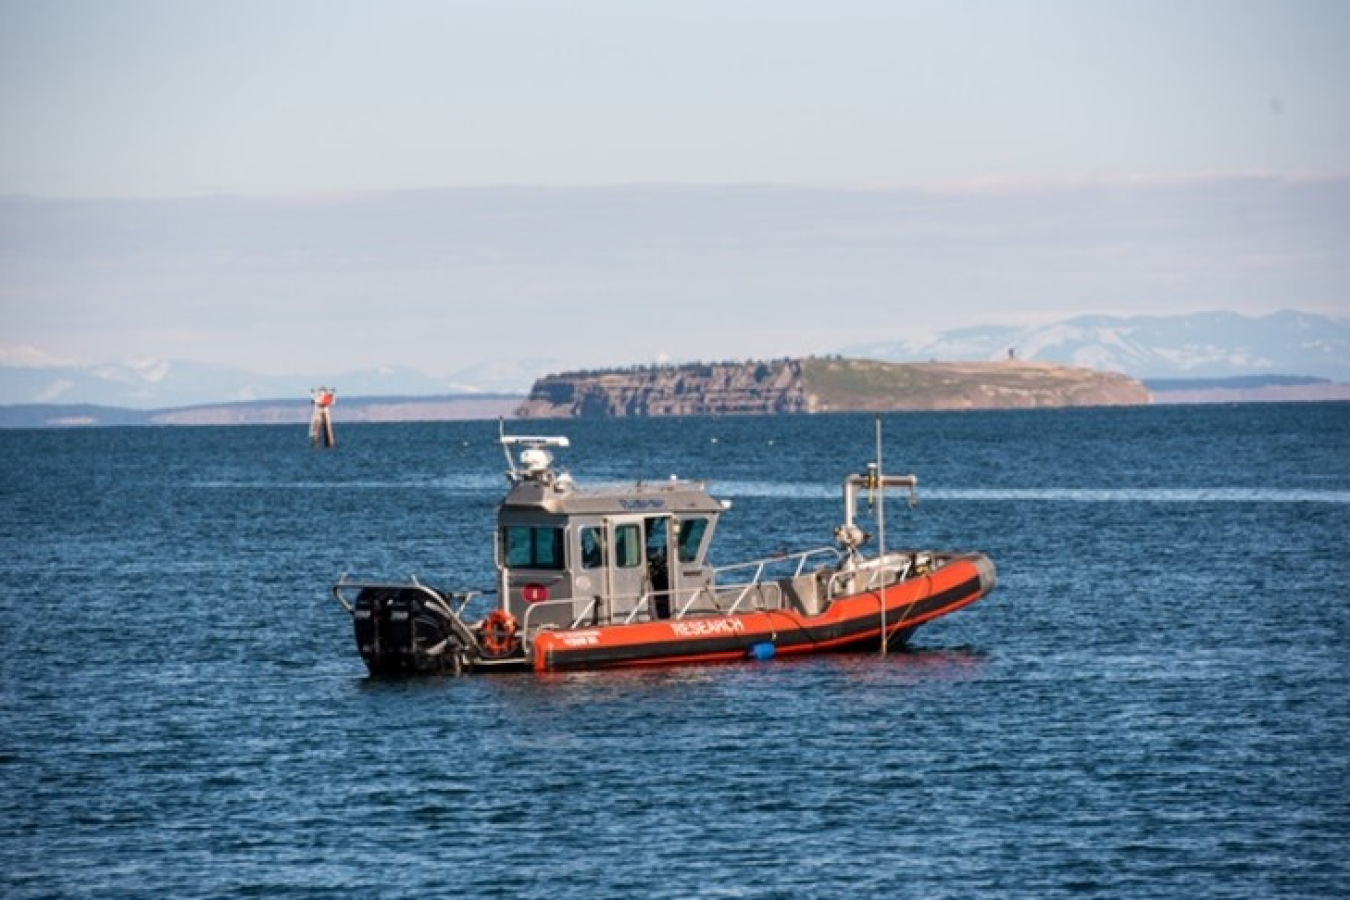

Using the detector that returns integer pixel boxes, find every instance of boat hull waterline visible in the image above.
[532,554,993,671]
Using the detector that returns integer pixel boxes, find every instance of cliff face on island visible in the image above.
[520,361,808,417]
[515,358,1151,418]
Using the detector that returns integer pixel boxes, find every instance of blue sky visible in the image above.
[1,1,1348,380]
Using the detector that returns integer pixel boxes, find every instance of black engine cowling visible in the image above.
[352,587,467,675]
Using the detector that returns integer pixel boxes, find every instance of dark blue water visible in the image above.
[2,405,1348,897]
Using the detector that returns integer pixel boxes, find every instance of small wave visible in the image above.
[709,482,1350,504]
[928,487,1350,504]
[711,481,836,499]
[190,473,503,492]
[188,473,1350,505]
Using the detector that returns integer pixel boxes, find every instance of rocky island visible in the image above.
[516,358,1151,418]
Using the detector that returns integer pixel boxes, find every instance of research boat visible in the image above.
[333,429,995,674]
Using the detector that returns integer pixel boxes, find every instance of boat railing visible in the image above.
[717,580,783,616]
[518,545,858,641]
[604,581,782,622]
[618,588,710,624]
[521,596,599,636]
[823,558,905,600]
[520,588,726,632]
[711,546,841,585]
[821,551,932,600]
[331,574,489,619]
[706,546,840,615]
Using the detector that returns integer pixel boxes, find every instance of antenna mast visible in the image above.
[876,416,887,655]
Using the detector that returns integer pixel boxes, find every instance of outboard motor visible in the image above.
[352,586,472,675]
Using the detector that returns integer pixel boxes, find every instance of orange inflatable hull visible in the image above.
[531,553,994,672]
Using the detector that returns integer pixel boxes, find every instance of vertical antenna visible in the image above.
[499,418,516,478]
[876,415,886,656]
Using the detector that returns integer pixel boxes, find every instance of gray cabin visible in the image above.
[496,437,729,632]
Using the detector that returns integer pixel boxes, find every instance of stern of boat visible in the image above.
[333,577,524,675]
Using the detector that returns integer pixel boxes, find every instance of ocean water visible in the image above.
[1,405,1348,898]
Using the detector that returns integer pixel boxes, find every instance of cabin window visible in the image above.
[613,523,642,568]
[502,525,565,570]
[678,517,708,562]
[579,526,605,569]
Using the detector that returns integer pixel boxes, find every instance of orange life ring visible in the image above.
[480,609,519,657]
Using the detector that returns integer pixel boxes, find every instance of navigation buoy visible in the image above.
[310,387,336,448]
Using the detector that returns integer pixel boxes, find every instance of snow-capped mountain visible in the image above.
[0,357,554,410]
[841,311,1350,382]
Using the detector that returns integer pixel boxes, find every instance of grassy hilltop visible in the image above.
[799,358,1150,412]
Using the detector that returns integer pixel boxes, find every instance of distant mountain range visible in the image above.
[0,353,557,410]
[1,310,1345,412]
[840,310,1349,382]
[0,394,521,429]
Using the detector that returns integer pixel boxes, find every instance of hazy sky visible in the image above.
[4,0,1347,195]
[1,0,1348,379]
